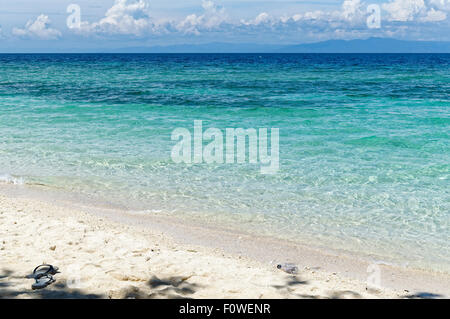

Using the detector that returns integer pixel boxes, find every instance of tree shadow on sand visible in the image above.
[0,268,102,299]
[404,292,443,299]
[121,275,202,299]
[272,275,309,290]
[329,290,362,299]
[0,267,201,299]
[2,267,445,299]
[271,275,322,299]
[271,274,365,299]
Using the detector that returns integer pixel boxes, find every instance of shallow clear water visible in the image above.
[0,54,449,272]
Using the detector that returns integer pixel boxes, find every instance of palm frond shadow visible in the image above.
[0,268,102,299]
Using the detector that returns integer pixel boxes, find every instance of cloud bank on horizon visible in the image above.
[1,0,449,50]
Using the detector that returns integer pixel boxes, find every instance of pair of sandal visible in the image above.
[28,264,59,290]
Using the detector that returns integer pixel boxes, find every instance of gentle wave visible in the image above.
[0,173,25,185]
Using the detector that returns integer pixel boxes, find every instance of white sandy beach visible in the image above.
[0,188,448,299]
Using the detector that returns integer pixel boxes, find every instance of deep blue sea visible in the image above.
[0,54,449,272]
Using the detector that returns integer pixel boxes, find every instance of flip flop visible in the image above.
[32,274,55,290]
[28,264,59,279]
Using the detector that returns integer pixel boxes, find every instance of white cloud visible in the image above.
[302,11,326,20]
[14,0,446,44]
[429,0,450,11]
[253,12,270,25]
[421,7,447,21]
[382,0,449,22]
[176,0,228,34]
[12,14,61,40]
[78,0,154,36]
[342,0,364,20]
[240,0,447,31]
[62,0,449,42]
[242,12,271,26]
[77,0,229,36]
[382,0,427,21]
[247,0,366,24]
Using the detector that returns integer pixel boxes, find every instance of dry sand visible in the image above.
[0,190,448,299]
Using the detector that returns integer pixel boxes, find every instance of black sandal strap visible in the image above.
[33,264,55,275]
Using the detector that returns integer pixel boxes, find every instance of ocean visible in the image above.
[0,53,448,273]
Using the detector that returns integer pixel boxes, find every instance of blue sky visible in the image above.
[1,0,449,51]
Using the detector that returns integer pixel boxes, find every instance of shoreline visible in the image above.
[1,184,449,298]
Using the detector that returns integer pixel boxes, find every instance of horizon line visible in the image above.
[1,52,450,54]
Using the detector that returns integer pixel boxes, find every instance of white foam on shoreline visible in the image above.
[0,173,24,185]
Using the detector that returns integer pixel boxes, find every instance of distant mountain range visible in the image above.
[279,38,450,53]
[109,38,450,53]
[3,38,450,54]
[111,43,284,53]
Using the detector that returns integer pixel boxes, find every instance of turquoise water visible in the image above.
[0,54,449,272]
